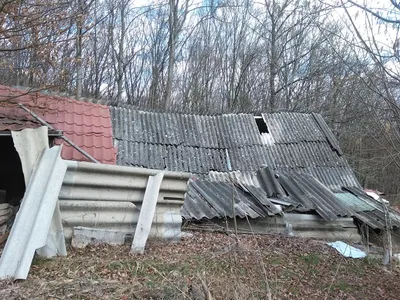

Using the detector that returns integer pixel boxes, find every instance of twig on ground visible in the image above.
[147,264,191,299]
[197,272,213,300]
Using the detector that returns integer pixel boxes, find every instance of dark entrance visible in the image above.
[0,135,25,206]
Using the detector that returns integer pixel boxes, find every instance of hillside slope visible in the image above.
[0,232,399,299]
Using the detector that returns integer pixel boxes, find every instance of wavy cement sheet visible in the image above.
[131,172,165,254]
[0,146,67,279]
[11,126,49,185]
[327,241,366,258]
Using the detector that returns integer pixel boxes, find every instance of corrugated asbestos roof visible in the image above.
[207,170,258,187]
[184,166,353,221]
[110,107,359,191]
[0,85,116,164]
[335,192,376,212]
[242,166,353,221]
[339,187,400,229]
[182,180,282,220]
[276,171,354,220]
[184,166,400,228]
[255,167,400,227]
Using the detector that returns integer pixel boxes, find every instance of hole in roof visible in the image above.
[254,116,269,134]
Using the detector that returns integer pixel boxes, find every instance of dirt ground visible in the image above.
[0,232,399,299]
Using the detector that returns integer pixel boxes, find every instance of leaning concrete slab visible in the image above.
[11,126,49,185]
[0,146,67,280]
[131,172,165,254]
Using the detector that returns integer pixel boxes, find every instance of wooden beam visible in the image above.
[0,130,63,137]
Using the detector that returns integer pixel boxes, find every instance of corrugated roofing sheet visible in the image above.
[0,85,116,164]
[256,167,284,198]
[274,166,360,192]
[277,172,354,220]
[312,113,343,155]
[0,146,67,280]
[182,180,282,220]
[110,108,263,148]
[207,171,259,187]
[185,166,398,225]
[335,193,376,212]
[110,107,360,191]
[341,187,400,229]
[262,112,326,143]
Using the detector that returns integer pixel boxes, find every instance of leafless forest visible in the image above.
[1,0,400,202]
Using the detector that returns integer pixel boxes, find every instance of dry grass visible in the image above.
[0,232,399,299]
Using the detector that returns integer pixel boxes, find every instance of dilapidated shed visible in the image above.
[1,85,399,245]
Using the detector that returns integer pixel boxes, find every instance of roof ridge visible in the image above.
[110,106,314,117]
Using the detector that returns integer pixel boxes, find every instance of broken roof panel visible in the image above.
[257,166,284,198]
[182,180,282,220]
[0,85,116,164]
[333,192,395,229]
[340,187,400,229]
[186,167,385,224]
[275,166,360,192]
[277,171,354,220]
[312,113,343,155]
[335,192,376,212]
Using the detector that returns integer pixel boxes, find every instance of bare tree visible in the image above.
[164,0,189,108]
[0,0,78,90]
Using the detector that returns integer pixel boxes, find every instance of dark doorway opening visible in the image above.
[255,116,269,134]
[0,135,26,206]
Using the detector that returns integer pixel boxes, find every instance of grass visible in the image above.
[0,232,399,299]
[299,253,320,265]
[331,280,352,291]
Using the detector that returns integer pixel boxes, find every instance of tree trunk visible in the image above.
[116,1,126,103]
[165,0,178,109]
[76,28,83,98]
[76,5,83,98]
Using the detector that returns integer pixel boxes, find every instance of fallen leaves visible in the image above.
[0,232,399,299]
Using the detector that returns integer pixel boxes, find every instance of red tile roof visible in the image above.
[0,85,117,164]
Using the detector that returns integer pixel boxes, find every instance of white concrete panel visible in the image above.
[131,172,164,254]
[11,126,49,185]
[0,146,67,279]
